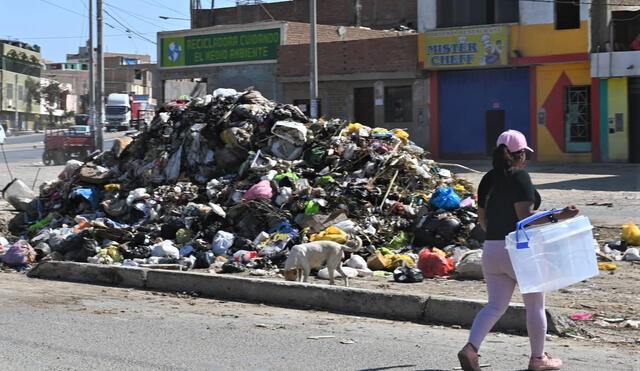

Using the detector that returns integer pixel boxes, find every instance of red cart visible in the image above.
[42,127,96,166]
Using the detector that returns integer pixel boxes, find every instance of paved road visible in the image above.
[0,274,638,371]
[0,131,125,191]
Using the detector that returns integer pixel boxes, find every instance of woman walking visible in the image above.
[457,130,579,371]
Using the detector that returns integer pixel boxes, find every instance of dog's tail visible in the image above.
[342,235,363,252]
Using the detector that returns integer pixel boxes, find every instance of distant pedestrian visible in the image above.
[630,34,640,51]
[457,130,579,371]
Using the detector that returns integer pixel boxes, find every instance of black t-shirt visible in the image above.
[477,168,541,240]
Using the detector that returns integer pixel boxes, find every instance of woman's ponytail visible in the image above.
[492,144,514,181]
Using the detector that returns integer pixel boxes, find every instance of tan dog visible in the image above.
[284,237,362,286]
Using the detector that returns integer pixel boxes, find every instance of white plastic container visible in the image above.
[505,211,599,293]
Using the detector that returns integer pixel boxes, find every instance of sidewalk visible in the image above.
[440,160,640,226]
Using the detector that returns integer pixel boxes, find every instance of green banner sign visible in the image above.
[161,28,281,67]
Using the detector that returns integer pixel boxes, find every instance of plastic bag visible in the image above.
[345,254,368,270]
[622,219,640,246]
[429,186,461,211]
[1,240,36,266]
[164,145,183,182]
[393,266,424,283]
[387,254,415,269]
[151,240,180,259]
[310,226,347,244]
[271,121,308,145]
[317,266,359,280]
[455,249,484,279]
[417,249,454,278]
[242,180,273,201]
[386,232,408,251]
[212,231,235,256]
[623,247,640,261]
[59,160,84,180]
[332,220,357,234]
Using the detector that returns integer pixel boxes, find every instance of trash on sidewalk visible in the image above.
[2,179,37,212]
[2,87,486,284]
[570,312,595,321]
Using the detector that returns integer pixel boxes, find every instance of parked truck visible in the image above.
[130,95,154,131]
[105,93,131,132]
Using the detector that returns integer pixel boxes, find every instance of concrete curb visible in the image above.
[28,262,573,334]
[28,261,147,288]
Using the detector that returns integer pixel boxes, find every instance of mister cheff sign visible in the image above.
[419,25,508,69]
[161,28,281,67]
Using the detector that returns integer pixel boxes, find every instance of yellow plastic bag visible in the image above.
[392,129,410,143]
[372,127,389,135]
[622,219,640,246]
[598,262,618,271]
[432,247,447,258]
[107,245,124,263]
[310,226,347,244]
[346,123,371,136]
[386,254,415,269]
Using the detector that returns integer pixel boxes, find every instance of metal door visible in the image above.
[564,86,592,152]
[354,87,375,126]
[439,68,529,155]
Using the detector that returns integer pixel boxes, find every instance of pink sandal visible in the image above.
[528,352,563,370]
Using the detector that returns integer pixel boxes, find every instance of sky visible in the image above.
[0,0,284,63]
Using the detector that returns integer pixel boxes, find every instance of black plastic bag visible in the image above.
[194,251,214,269]
[393,266,424,283]
[220,261,246,273]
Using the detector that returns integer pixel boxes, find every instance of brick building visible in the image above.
[278,33,428,147]
[192,0,417,30]
[156,21,409,100]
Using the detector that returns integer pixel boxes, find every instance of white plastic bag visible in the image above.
[456,249,483,279]
[271,121,308,145]
[623,247,640,261]
[212,231,235,256]
[164,145,183,182]
[317,266,359,280]
[332,220,357,234]
[345,254,368,270]
[151,240,180,259]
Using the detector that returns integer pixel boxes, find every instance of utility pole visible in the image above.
[309,0,318,119]
[88,0,96,146]
[14,74,19,131]
[96,0,104,150]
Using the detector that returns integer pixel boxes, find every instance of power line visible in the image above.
[140,0,190,17]
[104,2,180,29]
[103,8,157,45]
[102,4,143,51]
[39,0,86,17]
[17,33,154,40]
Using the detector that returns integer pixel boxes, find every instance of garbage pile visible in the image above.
[1,88,485,280]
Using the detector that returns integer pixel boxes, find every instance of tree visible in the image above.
[42,81,62,126]
[24,77,41,130]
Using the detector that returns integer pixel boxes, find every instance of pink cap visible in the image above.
[496,129,533,153]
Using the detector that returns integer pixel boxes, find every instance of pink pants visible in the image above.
[468,240,547,358]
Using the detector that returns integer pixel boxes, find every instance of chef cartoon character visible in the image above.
[481,34,501,65]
